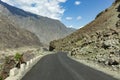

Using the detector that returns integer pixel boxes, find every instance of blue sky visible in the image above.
[61,0,115,29]
[2,0,115,29]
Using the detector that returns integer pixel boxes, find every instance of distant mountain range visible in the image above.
[0,0,75,45]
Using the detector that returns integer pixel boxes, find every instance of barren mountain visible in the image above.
[50,0,120,68]
[0,14,41,49]
[0,0,75,45]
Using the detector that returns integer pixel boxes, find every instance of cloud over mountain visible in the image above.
[1,0,67,20]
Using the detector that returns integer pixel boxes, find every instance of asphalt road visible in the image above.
[22,52,118,80]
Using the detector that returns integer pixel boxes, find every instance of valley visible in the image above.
[0,0,120,80]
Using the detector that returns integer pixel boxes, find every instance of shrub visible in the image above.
[14,53,22,61]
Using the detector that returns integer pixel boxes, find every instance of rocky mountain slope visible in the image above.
[50,0,120,68]
[0,0,74,45]
[0,14,41,49]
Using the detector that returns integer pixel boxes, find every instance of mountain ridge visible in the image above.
[0,1,75,45]
[0,0,39,18]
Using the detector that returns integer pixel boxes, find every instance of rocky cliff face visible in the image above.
[0,14,41,49]
[0,1,74,45]
[50,0,120,68]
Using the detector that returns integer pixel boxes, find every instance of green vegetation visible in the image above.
[0,76,3,80]
[14,53,22,61]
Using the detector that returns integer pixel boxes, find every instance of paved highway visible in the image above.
[22,52,118,80]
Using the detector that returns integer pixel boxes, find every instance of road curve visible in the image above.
[22,52,118,80]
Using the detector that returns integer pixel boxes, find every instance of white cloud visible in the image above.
[66,17,73,20]
[57,0,66,2]
[75,1,81,5]
[1,0,67,20]
[77,16,82,20]
[68,25,73,28]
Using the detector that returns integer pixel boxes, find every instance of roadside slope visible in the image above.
[49,0,120,72]
[50,1,120,51]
